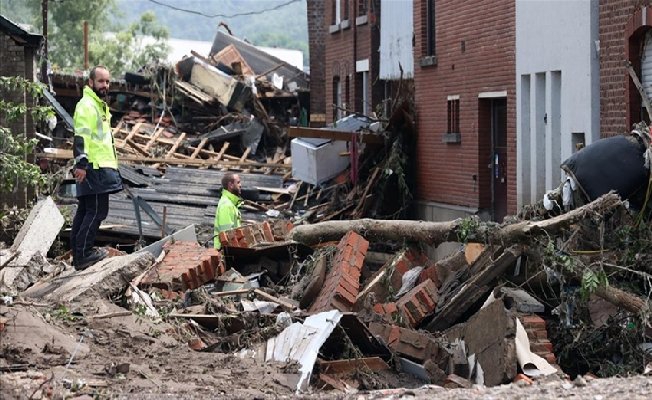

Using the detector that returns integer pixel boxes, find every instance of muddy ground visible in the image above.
[2,301,652,399]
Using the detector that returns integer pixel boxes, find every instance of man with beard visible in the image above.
[70,66,122,270]
[214,173,242,249]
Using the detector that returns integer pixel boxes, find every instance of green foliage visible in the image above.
[4,0,168,76]
[114,0,309,63]
[89,11,170,76]
[457,217,480,243]
[50,305,77,322]
[580,270,608,300]
[0,77,51,195]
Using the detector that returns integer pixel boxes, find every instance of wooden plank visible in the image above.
[289,126,384,144]
[352,168,380,217]
[126,138,150,157]
[190,138,208,159]
[123,122,143,145]
[165,132,186,159]
[252,289,295,311]
[143,127,164,152]
[37,152,291,170]
[625,61,652,122]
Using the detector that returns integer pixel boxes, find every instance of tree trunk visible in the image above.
[290,193,624,247]
[290,218,461,246]
[595,285,650,315]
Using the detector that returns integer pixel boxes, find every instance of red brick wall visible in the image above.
[323,0,379,123]
[600,0,651,136]
[413,0,516,214]
[307,0,326,125]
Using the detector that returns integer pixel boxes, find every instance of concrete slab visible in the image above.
[0,197,64,292]
[501,287,544,313]
[444,298,517,386]
[22,252,154,302]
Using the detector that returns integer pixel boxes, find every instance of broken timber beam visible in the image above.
[425,245,522,332]
[625,60,652,122]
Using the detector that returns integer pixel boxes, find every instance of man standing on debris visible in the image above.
[214,173,242,249]
[70,65,122,270]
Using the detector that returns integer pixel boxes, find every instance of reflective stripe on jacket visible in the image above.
[214,189,242,249]
[73,86,117,170]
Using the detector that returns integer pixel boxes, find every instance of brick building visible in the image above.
[600,0,652,136]
[413,0,516,223]
[0,15,42,207]
[307,0,326,126]
[308,0,384,124]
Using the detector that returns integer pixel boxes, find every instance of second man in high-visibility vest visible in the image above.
[70,65,123,270]
[214,173,242,249]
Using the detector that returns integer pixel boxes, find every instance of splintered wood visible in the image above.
[113,122,289,175]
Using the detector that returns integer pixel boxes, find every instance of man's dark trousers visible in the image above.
[70,193,109,261]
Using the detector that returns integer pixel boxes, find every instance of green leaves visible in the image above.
[580,270,608,300]
[0,77,50,194]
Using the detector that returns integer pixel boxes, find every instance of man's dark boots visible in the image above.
[74,247,108,271]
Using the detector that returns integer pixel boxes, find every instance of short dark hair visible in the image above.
[222,172,237,189]
[89,65,108,80]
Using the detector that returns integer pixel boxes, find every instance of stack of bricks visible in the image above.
[373,279,439,328]
[218,220,293,249]
[309,231,369,312]
[139,241,225,291]
[520,314,558,366]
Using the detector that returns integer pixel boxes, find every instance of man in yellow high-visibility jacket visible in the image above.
[214,173,242,249]
[70,65,123,270]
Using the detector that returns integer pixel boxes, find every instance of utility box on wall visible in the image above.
[290,137,350,185]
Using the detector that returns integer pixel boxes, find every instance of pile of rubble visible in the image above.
[37,29,406,249]
[2,184,651,397]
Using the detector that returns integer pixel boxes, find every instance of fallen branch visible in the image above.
[491,193,623,244]
[290,193,624,248]
[595,285,650,315]
[290,218,462,246]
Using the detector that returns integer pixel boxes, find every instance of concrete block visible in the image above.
[444,298,518,386]
[23,252,155,302]
[0,197,64,293]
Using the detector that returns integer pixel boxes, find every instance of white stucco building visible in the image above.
[516,0,600,207]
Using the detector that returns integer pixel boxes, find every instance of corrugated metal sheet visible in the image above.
[265,310,342,391]
[379,0,414,80]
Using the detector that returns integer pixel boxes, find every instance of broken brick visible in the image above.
[218,220,293,249]
[139,241,225,291]
[396,279,438,327]
[355,247,433,310]
[369,322,441,363]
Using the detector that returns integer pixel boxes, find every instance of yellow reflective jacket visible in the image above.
[73,86,117,169]
[214,189,242,249]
